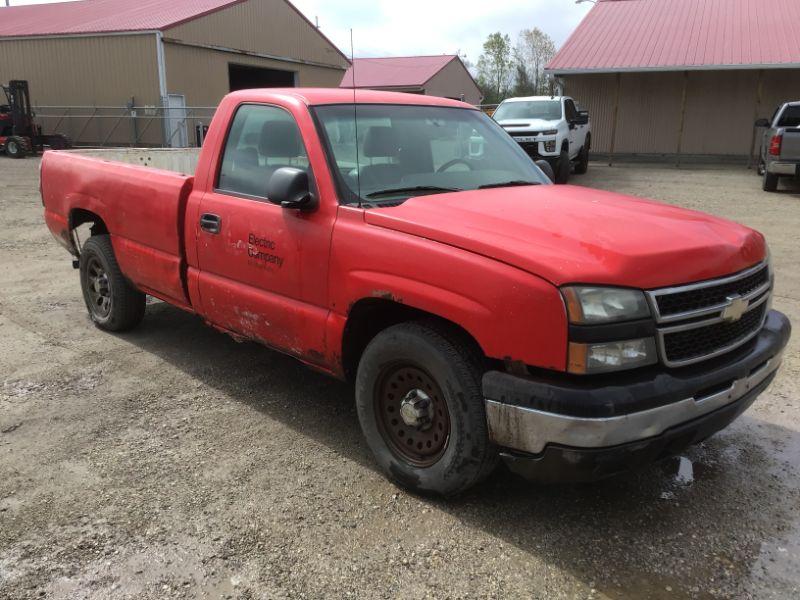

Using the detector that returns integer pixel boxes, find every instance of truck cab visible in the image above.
[493,95,591,184]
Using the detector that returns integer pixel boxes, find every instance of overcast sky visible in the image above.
[9,0,593,62]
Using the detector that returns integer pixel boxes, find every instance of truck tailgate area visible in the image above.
[41,151,195,307]
[781,129,800,160]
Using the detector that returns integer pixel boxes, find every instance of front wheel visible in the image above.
[574,138,590,175]
[79,235,146,331]
[355,322,498,496]
[554,148,570,184]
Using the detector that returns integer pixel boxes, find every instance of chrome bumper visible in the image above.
[486,350,784,455]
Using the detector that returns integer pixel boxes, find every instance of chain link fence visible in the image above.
[31,105,217,148]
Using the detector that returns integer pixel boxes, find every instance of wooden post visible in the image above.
[748,69,764,169]
[608,72,621,166]
[675,71,689,167]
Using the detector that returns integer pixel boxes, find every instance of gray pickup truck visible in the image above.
[756,101,800,192]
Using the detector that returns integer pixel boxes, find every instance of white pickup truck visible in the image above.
[493,96,590,184]
[756,101,800,192]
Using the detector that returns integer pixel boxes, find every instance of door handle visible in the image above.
[200,213,221,234]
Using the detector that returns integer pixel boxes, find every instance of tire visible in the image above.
[79,235,146,331]
[574,137,590,175]
[5,136,30,159]
[355,321,498,496]
[554,147,570,184]
[763,170,779,192]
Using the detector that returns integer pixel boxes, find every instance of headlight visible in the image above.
[542,130,558,135]
[562,286,651,324]
[568,338,658,374]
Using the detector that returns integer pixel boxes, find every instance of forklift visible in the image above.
[1,80,71,158]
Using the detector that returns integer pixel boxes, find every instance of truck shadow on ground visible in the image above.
[123,302,800,599]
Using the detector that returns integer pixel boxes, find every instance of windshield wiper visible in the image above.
[365,185,462,199]
[478,180,540,189]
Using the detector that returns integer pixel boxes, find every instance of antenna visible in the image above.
[350,29,362,207]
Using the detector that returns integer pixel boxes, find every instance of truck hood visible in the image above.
[498,118,561,131]
[364,185,765,289]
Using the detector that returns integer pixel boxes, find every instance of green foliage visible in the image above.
[476,28,557,104]
[476,32,513,104]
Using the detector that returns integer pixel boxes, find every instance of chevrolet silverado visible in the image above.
[41,89,791,495]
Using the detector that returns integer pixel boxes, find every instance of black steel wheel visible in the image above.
[79,235,146,331]
[355,321,498,496]
[375,363,451,468]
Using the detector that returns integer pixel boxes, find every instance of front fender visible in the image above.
[329,211,569,372]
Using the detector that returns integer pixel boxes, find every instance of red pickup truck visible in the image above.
[42,89,790,495]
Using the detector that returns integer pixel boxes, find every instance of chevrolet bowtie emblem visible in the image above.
[721,294,749,322]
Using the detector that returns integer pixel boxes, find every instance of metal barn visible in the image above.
[0,0,350,147]
[546,0,800,161]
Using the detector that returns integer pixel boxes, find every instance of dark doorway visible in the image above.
[228,64,296,91]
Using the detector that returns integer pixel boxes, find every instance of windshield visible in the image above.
[313,104,550,204]
[493,100,562,121]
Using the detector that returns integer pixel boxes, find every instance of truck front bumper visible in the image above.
[483,310,791,482]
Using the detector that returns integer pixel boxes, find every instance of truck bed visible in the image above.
[41,149,196,308]
[61,148,201,174]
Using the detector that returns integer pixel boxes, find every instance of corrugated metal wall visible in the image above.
[163,42,344,109]
[423,59,483,105]
[0,34,163,145]
[562,69,800,157]
[0,34,159,106]
[165,0,350,71]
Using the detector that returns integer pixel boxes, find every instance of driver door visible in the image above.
[195,103,335,363]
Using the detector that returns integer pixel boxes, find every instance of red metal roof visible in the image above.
[547,0,800,74]
[0,0,246,37]
[340,55,459,89]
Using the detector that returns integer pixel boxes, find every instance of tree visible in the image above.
[476,32,513,104]
[516,28,556,95]
[512,61,536,97]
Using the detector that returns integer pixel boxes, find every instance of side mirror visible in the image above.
[267,167,316,210]
[755,118,770,128]
[575,112,589,125]
[535,159,555,183]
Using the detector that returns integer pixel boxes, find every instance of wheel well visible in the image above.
[341,298,486,381]
[69,209,108,253]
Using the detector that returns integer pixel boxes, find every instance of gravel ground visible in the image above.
[1,158,799,600]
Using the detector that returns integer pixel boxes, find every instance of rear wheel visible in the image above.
[79,235,146,331]
[5,136,30,159]
[763,169,779,192]
[355,322,498,496]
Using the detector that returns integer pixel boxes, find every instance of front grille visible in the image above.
[510,131,541,138]
[647,261,771,367]
[663,303,766,364]
[656,265,769,317]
